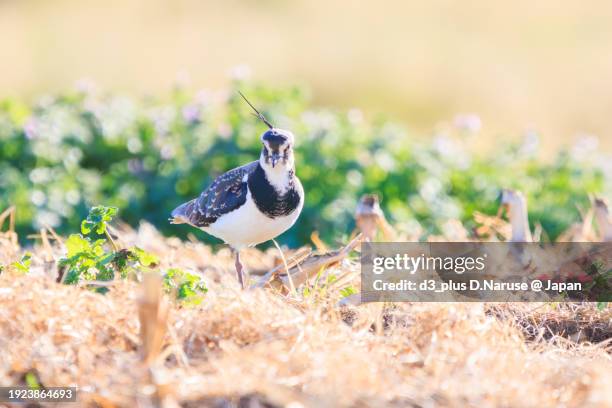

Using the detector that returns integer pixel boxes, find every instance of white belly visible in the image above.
[202,190,303,249]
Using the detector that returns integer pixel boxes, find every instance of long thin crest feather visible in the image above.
[238,91,274,129]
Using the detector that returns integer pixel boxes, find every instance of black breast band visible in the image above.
[248,164,301,218]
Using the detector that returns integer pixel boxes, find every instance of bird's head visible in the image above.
[237,91,295,171]
[497,188,527,217]
[260,128,295,170]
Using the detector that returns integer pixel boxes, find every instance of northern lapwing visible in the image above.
[355,194,395,241]
[170,92,304,288]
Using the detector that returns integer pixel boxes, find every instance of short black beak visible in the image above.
[271,152,280,168]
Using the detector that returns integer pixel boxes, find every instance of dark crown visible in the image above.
[262,130,289,149]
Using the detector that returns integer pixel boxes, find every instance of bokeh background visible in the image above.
[3,0,612,151]
[1,0,611,245]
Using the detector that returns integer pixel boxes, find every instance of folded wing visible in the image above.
[170,161,258,227]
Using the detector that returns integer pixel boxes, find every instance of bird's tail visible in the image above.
[169,199,197,224]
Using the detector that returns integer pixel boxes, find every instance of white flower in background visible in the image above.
[380,123,406,139]
[596,155,612,179]
[31,143,66,163]
[519,130,540,156]
[229,64,252,81]
[63,147,83,169]
[74,78,98,95]
[431,134,471,168]
[27,107,80,145]
[29,167,51,184]
[571,134,599,161]
[127,137,143,153]
[453,113,482,133]
[347,169,363,187]
[182,104,201,124]
[65,190,81,206]
[196,90,212,106]
[34,210,60,229]
[323,195,354,220]
[419,177,442,201]
[433,134,458,157]
[356,150,373,167]
[149,106,175,136]
[49,188,71,216]
[174,70,191,89]
[374,150,396,172]
[473,175,488,191]
[458,156,471,170]
[301,111,318,127]
[23,117,39,139]
[347,108,364,125]
[35,95,54,110]
[439,200,461,219]
[160,144,176,160]
[118,184,139,201]
[301,110,335,131]
[93,97,137,140]
[429,198,461,221]
[30,190,46,206]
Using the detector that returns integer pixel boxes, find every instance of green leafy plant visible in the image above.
[59,206,159,285]
[302,268,357,301]
[24,372,41,390]
[81,205,119,250]
[58,205,207,303]
[340,285,358,298]
[163,268,208,305]
[7,252,32,274]
[81,205,117,235]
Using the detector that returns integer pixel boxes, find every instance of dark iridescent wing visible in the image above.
[171,161,258,227]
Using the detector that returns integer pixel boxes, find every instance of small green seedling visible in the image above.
[6,252,32,274]
[303,267,357,301]
[163,268,208,305]
[60,206,159,286]
[340,285,358,299]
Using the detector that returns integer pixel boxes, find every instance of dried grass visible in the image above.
[0,223,610,407]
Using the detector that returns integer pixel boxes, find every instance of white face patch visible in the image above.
[259,154,294,194]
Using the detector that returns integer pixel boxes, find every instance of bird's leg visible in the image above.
[234,250,246,289]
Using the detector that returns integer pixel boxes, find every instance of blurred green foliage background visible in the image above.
[3,0,612,153]
[0,82,609,246]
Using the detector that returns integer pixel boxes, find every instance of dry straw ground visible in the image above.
[0,219,611,407]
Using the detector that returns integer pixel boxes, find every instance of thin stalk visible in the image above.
[105,228,119,252]
[272,239,296,296]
